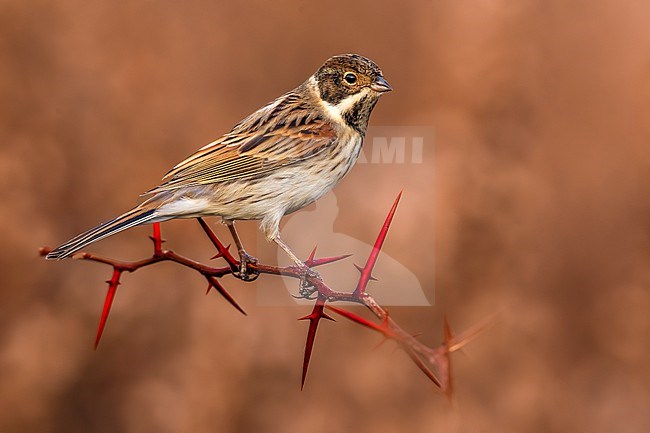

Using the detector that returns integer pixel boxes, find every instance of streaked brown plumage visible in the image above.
[46,54,392,271]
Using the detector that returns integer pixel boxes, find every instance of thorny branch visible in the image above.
[40,193,492,396]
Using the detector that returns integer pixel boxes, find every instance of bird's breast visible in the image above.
[324,131,364,178]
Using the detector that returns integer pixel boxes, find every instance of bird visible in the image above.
[46,54,392,278]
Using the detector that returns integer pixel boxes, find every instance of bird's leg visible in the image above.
[274,236,321,299]
[224,220,259,281]
[273,235,321,292]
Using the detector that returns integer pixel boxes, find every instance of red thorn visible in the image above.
[302,311,334,322]
[372,337,390,351]
[309,254,352,268]
[95,268,121,349]
[302,246,351,268]
[444,315,454,343]
[353,192,402,297]
[150,223,164,255]
[404,348,442,388]
[205,284,212,295]
[299,297,330,390]
[211,245,232,260]
[447,312,498,353]
[196,218,239,268]
[325,306,395,339]
[305,245,318,267]
[206,276,246,315]
[442,315,454,401]
[353,263,377,280]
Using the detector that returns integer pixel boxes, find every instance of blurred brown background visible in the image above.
[1,0,648,432]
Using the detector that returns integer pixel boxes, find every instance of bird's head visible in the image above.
[311,54,392,133]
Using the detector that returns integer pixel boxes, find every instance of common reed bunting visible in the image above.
[46,54,392,277]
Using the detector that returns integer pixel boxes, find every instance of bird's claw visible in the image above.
[295,266,321,299]
[302,267,321,281]
[234,252,259,282]
[292,291,318,301]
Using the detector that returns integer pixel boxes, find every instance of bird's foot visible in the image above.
[295,265,321,299]
[234,251,259,282]
[297,280,319,300]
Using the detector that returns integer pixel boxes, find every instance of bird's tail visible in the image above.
[45,206,158,260]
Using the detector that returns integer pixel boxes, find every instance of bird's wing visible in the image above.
[145,100,336,195]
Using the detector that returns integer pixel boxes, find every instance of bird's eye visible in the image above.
[343,72,357,85]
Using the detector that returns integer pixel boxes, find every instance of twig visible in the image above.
[40,193,493,395]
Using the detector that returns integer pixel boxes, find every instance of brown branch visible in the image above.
[40,193,493,396]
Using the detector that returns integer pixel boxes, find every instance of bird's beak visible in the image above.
[370,76,392,93]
